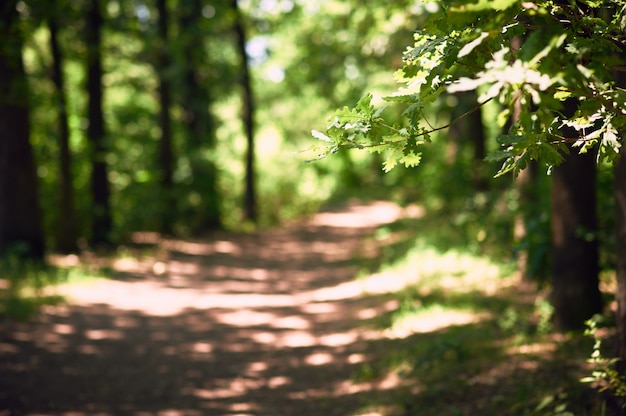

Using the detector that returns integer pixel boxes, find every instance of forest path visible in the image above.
[0,201,412,416]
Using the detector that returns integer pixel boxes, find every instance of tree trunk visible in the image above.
[156,0,175,235]
[447,91,487,191]
[613,39,626,367]
[231,0,257,223]
[178,0,221,230]
[467,93,488,192]
[0,1,45,260]
[49,10,78,253]
[550,148,602,330]
[615,144,626,365]
[85,0,112,245]
[513,164,537,281]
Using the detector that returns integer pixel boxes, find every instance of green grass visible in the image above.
[0,255,101,320]
[352,215,615,416]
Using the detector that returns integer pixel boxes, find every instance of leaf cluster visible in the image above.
[581,316,626,400]
[314,0,626,175]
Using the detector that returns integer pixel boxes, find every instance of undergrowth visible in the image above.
[0,255,64,320]
[353,214,617,416]
[0,253,100,320]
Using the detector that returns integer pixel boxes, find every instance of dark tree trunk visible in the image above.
[0,1,45,260]
[613,41,626,367]
[156,0,175,235]
[178,0,221,230]
[615,144,626,365]
[467,94,488,192]
[550,100,602,329]
[513,162,541,280]
[85,0,112,245]
[447,91,487,191]
[231,0,257,223]
[49,10,78,253]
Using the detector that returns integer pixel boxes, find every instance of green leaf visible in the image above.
[457,31,490,58]
[553,88,571,101]
[311,129,332,142]
[599,122,621,161]
[400,151,422,168]
[496,134,524,146]
[577,64,594,79]
[383,153,399,172]
[355,93,375,116]
[373,104,387,118]
[450,0,519,12]
[528,33,567,66]
[579,0,603,7]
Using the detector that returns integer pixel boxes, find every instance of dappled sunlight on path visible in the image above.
[0,201,417,416]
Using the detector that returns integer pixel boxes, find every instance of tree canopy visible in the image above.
[312,0,626,175]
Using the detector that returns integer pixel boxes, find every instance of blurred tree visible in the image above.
[156,0,175,235]
[48,3,78,253]
[231,0,257,223]
[468,100,488,192]
[0,0,45,259]
[616,147,626,363]
[551,152,602,329]
[614,50,626,367]
[506,69,538,281]
[177,0,221,231]
[85,0,112,245]
[550,99,602,329]
[447,91,488,191]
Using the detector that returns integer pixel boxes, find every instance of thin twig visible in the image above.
[337,96,495,151]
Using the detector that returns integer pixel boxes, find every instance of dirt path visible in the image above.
[0,201,408,416]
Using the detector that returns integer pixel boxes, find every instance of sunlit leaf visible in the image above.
[451,0,520,12]
[553,88,571,101]
[400,151,422,168]
[457,31,489,58]
[383,153,399,172]
[311,129,332,142]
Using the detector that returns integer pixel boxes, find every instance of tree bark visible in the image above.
[85,0,112,245]
[231,0,257,223]
[0,1,45,260]
[49,9,78,253]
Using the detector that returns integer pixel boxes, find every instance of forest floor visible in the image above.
[0,200,423,416]
[0,200,609,416]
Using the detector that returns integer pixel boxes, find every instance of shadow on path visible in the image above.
[0,201,407,416]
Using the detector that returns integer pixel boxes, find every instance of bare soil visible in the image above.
[0,201,407,416]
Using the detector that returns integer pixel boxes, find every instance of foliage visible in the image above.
[18,0,428,246]
[0,251,66,320]
[353,215,598,415]
[313,0,626,176]
[533,393,575,416]
[581,316,626,402]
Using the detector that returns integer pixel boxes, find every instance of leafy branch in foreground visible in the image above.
[311,0,626,176]
[309,93,493,172]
